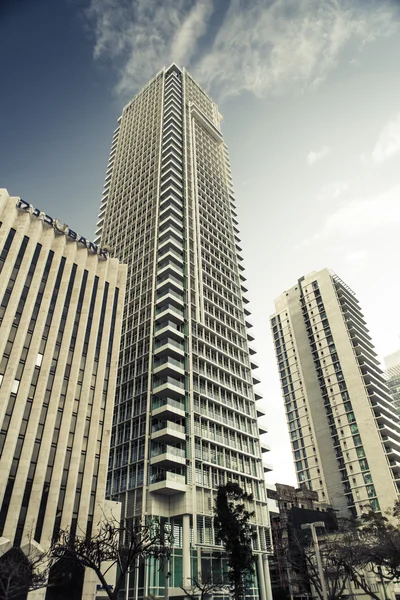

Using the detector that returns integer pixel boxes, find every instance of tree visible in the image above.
[214,483,256,600]
[0,544,52,600]
[288,522,395,600]
[357,501,400,581]
[288,529,349,600]
[50,514,173,600]
[181,574,228,600]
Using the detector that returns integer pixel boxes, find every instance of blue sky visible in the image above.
[2,0,400,486]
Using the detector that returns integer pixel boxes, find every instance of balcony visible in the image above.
[381,437,400,458]
[160,193,183,212]
[252,374,261,385]
[389,459,400,473]
[158,261,183,280]
[156,289,184,310]
[248,345,256,355]
[150,445,186,468]
[154,321,184,341]
[151,421,186,443]
[370,397,398,422]
[256,402,266,418]
[158,244,184,265]
[259,422,268,435]
[152,397,185,419]
[347,323,374,349]
[377,420,400,442]
[363,370,392,399]
[245,316,253,329]
[159,213,183,232]
[263,458,273,472]
[250,357,259,369]
[158,246,184,265]
[154,356,185,377]
[159,223,183,245]
[154,338,185,359]
[149,471,186,496]
[260,439,271,453]
[354,347,381,370]
[153,376,186,398]
[155,304,184,325]
[157,273,184,295]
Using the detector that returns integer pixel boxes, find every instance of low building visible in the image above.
[269,483,396,600]
[0,189,126,598]
[269,484,335,600]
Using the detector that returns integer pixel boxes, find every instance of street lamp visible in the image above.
[301,521,328,600]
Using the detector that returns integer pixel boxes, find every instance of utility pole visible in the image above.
[164,556,170,600]
[301,522,328,600]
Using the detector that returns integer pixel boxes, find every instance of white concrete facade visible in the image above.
[271,269,400,519]
[96,65,272,600]
[0,189,126,598]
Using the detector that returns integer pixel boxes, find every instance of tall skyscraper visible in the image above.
[95,65,272,600]
[0,189,126,598]
[384,350,400,416]
[270,269,400,519]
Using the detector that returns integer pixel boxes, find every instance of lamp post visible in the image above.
[301,522,328,600]
[164,556,170,600]
[164,522,172,600]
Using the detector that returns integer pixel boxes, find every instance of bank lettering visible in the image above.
[16,199,110,259]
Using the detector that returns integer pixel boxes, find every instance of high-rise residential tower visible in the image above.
[95,65,272,600]
[270,269,400,519]
[0,189,126,598]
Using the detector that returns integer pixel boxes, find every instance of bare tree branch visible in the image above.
[49,515,173,600]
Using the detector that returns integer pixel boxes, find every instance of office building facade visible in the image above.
[0,189,126,598]
[95,64,272,600]
[270,269,400,519]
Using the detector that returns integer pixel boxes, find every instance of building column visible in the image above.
[182,514,191,588]
[257,554,267,600]
[263,554,273,600]
[27,590,46,600]
[81,568,98,599]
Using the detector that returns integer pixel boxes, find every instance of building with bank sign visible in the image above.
[0,189,126,599]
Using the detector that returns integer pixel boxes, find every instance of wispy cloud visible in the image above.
[307,145,330,165]
[195,0,400,100]
[170,0,214,66]
[296,183,400,251]
[85,0,212,98]
[84,0,400,101]
[320,184,400,238]
[371,112,400,163]
[318,180,349,200]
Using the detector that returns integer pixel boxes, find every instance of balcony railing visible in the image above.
[154,376,185,389]
[152,397,185,412]
[150,471,185,485]
[152,422,185,435]
[151,445,185,458]
[154,356,185,370]
[155,338,184,351]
